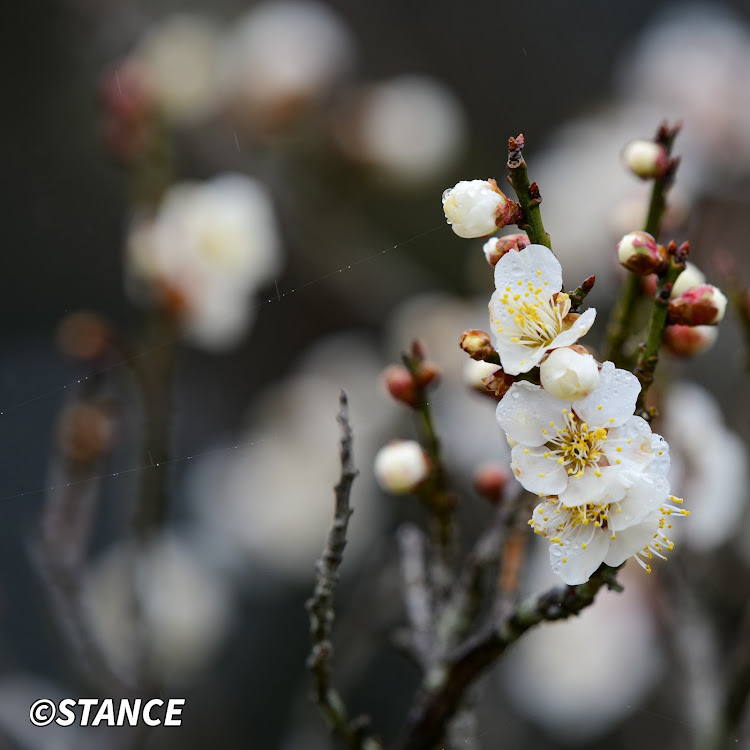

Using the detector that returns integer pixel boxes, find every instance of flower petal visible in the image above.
[609,474,669,532]
[604,416,656,471]
[558,466,627,508]
[491,334,548,375]
[496,382,568,447]
[603,511,661,567]
[574,361,640,428]
[511,444,568,496]
[546,307,597,350]
[493,243,562,294]
[549,525,610,585]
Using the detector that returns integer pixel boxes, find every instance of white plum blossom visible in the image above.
[497,362,687,584]
[442,180,508,238]
[374,440,430,494]
[540,347,600,401]
[126,173,282,350]
[670,261,705,299]
[488,244,596,374]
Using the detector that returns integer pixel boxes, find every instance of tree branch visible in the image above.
[507,134,551,249]
[396,563,622,750]
[306,392,383,750]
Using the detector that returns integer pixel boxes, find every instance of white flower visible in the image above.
[497,362,687,583]
[540,347,600,401]
[126,173,282,350]
[442,180,508,238]
[221,0,353,125]
[488,244,596,374]
[374,440,430,494]
[354,75,466,182]
[134,14,222,124]
[664,382,747,552]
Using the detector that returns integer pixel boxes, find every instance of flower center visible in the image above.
[498,284,571,347]
[545,408,607,477]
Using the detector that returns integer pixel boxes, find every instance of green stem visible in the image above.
[506,135,551,249]
[603,122,681,364]
[634,253,685,414]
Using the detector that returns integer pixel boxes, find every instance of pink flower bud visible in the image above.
[663,324,718,358]
[382,365,419,408]
[482,233,530,267]
[616,231,667,275]
[374,440,429,494]
[622,139,670,179]
[473,462,509,504]
[668,284,727,326]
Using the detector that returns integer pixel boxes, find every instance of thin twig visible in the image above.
[507,134,551,250]
[396,563,623,750]
[604,121,681,365]
[306,392,383,750]
[634,242,687,416]
[396,524,435,669]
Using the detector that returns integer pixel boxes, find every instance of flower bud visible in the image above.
[413,361,441,389]
[616,231,667,275]
[442,179,513,238]
[663,324,718,358]
[58,403,115,464]
[670,262,705,299]
[482,233,530,267]
[483,369,516,399]
[473,462,509,504]
[668,284,727,326]
[460,328,495,361]
[462,359,501,392]
[382,365,419,407]
[622,139,669,179]
[540,347,600,401]
[57,311,115,362]
[374,440,429,494]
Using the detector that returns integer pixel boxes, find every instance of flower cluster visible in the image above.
[440,183,691,582]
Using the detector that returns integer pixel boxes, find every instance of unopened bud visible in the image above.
[670,262,705,299]
[482,233,530,267]
[57,311,115,362]
[382,365,419,408]
[473,462,509,504]
[413,361,441,389]
[540,347,599,401]
[483,369,516,399]
[442,179,517,238]
[616,231,667,275]
[622,139,669,179]
[58,403,115,464]
[462,359,501,393]
[374,440,430,494]
[460,329,495,361]
[668,284,727,326]
[663,324,718,358]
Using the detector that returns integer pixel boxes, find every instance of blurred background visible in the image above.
[2,0,750,748]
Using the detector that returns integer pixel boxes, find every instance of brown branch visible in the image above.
[306,392,383,750]
[396,563,622,750]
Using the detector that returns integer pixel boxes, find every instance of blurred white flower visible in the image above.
[339,75,466,182]
[616,4,750,177]
[670,262,706,299]
[500,551,663,742]
[126,173,282,350]
[221,0,354,130]
[662,382,748,552]
[374,440,430,494]
[134,14,222,124]
[187,335,393,580]
[83,535,233,686]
